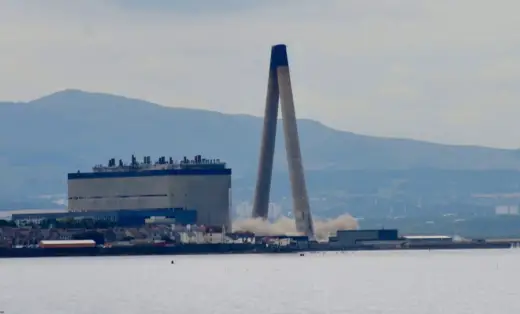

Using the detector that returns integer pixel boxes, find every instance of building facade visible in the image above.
[332,229,399,247]
[11,209,198,227]
[67,155,232,228]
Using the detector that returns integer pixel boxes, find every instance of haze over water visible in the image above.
[1,249,520,314]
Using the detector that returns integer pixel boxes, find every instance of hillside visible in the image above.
[1,89,520,209]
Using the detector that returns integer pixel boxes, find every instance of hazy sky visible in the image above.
[1,0,520,148]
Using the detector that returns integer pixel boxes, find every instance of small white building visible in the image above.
[145,216,176,225]
[495,205,519,215]
[403,235,453,244]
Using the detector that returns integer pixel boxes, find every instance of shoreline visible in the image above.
[0,241,514,259]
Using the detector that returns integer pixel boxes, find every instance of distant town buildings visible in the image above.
[495,205,519,215]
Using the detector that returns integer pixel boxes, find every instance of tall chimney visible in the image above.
[251,44,315,238]
[252,46,280,219]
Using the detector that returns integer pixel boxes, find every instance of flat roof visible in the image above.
[255,235,309,240]
[68,168,231,180]
[10,208,193,220]
[337,229,398,233]
[40,240,96,244]
[403,235,452,239]
[1,208,68,217]
[359,240,407,244]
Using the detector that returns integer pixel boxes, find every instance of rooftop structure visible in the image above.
[69,155,230,180]
[91,154,226,174]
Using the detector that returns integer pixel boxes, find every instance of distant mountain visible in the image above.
[1,89,520,209]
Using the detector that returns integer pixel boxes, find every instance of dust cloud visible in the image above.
[232,214,358,241]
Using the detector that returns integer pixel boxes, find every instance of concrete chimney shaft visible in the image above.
[251,44,315,238]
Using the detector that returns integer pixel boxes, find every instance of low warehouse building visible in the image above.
[403,235,453,245]
[39,240,96,249]
[331,229,400,248]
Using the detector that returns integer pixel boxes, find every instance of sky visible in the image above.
[1,0,520,148]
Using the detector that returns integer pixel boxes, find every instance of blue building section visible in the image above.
[331,229,400,247]
[377,229,399,240]
[68,168,231,180]
[173,210,197,226]
[334,229,399,240]
[11,209,197,227]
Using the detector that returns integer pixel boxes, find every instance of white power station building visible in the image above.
[67,155,231,229]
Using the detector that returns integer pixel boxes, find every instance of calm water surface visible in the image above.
[1,249,520,314]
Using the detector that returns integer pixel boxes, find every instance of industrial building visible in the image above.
[327,230,460,249]
[330,229,402,248]
[11,155,231,229]
[11,208,197,227]
[402,235,453,244]
[67,154,231,229]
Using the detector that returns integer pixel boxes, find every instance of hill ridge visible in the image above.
[1,89,520,204]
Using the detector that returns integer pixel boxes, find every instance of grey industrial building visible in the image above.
[12,155,232,229]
